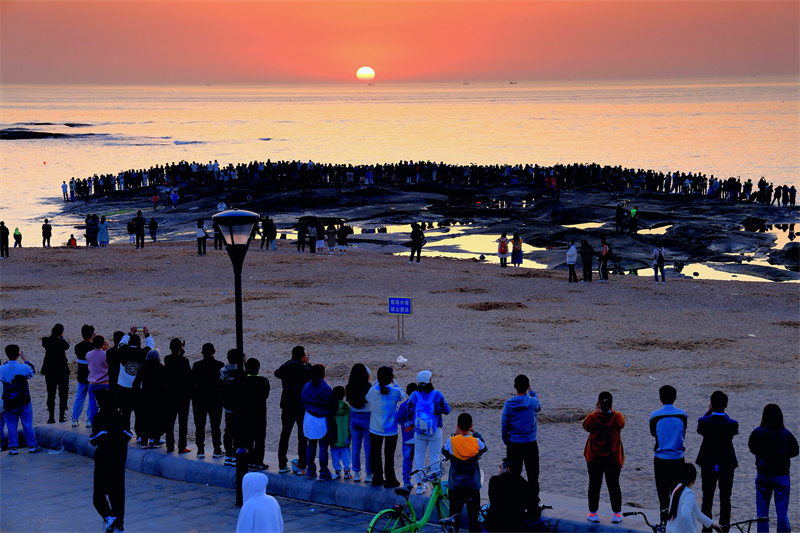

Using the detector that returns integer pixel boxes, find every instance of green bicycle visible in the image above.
[367,459,455,533]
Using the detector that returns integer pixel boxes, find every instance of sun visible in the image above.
[356,66,375,81]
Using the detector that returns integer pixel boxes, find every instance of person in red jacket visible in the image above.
[583,391,626,525]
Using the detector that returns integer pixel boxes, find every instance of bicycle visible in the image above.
[622,511,666,533]
[367,459,454,533]
[624,511,768,533]
[721,517,768,533]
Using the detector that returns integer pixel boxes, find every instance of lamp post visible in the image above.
[212,209,260,357]
[212,209,259,506]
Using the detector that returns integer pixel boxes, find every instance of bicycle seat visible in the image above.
[395,488,411,498]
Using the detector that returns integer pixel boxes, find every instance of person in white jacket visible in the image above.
[566,240,578,283]
[236,472,283,533]
[666,463,722,533]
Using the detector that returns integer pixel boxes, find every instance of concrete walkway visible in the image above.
[13,423,657,532]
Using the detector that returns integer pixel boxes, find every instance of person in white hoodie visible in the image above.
[236,472,283,533]
[566,240,578,282]
[666,463,722,533]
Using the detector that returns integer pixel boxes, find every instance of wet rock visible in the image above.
[768,242,800,272]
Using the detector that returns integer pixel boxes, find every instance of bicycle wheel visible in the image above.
[368,509,412,533]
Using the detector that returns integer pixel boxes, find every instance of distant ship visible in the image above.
[463,82,470,85]
[509,81,518,84]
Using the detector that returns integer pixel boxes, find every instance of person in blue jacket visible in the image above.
[407,370,451,495]
[695,391,738,529]
[501,374,542,520]
[300,364,336,481]
[649,385,688,519]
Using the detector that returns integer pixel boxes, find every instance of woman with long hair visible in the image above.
[345,363,372,482]
[748,404,799,533]
[666,463,722,532]
[366,366,407,488]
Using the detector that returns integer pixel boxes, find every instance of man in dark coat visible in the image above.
[696,391,739,529]
[274,346,311,473]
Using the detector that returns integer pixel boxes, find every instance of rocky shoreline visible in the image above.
[55,182,800,281]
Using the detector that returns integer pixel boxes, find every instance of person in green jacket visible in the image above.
[331,386,352,479]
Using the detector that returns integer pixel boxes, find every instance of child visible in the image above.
[396,382,418,488]
[90,388,131,533]
[331,386,352,479]
[442,412,487,533]
[243,358,270,471]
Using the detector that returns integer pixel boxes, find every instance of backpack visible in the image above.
[498,240,508,255]
[2,374,31,411]
[657,248,665,267]
[414,392,438,436]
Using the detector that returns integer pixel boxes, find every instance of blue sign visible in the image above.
[388,297,412,315]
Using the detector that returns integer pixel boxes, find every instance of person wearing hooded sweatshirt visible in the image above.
[164,338,193,454]
[501,374,542,519]
[442,412,487,533]
[330,386,352,480]
[236,472,283,533]
[583,391,626,524]
[301,364,337,480]
[566,240,578,282]
[408,370,451,495]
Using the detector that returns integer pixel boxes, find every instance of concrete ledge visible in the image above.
[31,425,655,531]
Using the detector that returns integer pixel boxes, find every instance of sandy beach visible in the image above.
[1,241,798,525]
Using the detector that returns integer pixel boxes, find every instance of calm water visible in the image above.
[1,77,798,241]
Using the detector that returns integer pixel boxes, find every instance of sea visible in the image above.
[1,76,798,249]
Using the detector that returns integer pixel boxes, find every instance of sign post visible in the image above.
[388,297,412,340]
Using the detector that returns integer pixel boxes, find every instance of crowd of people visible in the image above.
[2,326,798,533]
[56,158,797,210]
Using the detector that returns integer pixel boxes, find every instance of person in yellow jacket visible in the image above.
[442,413,487,532]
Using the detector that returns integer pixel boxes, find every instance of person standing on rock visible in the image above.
[566,240,578,282]
[496,232,510,268]
[653,240,667,284]
[598,237,611,282]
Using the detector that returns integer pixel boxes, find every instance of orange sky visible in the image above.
[1,1,798,84]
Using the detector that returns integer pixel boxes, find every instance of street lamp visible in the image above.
[212,209,259,507]
[212,209,260,357]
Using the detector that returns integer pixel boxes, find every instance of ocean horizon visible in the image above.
[1,76,798,239]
